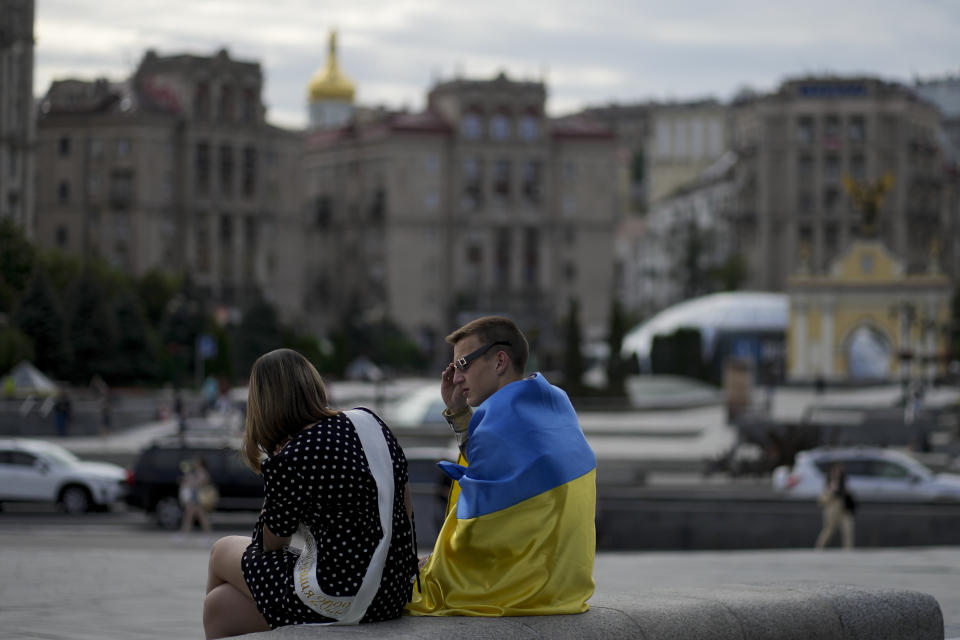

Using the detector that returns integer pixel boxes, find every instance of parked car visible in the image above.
[772,447,960,501]
[383,384,449,430]
[0,438,128,513]
[125,436,264,528]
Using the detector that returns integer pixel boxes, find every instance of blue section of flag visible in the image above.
[437,373,596,519]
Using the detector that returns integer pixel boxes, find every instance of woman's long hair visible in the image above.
[241,348,338,473]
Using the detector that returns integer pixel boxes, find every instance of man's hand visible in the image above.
[441,363,468,413]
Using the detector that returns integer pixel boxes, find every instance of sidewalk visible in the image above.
[0,528,956,639]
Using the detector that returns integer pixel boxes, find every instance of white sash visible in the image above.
[293,409,395,624]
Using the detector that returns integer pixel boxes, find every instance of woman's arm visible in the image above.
[262,522,292,551]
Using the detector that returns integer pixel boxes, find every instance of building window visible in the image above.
[796,117,813,144]
[462,110,483,140]
[369,188,386,222]
[466,243,483,284]
[823,186,840,214]
[55,226,68,248]
[242,88,257,122]
[89,138,102,159]
[824,154,840,183]
[88,175,100,196]
[58,136,71,156]
[116,138,131,158]
[690,118,704,158]
[242,146,257,197]
[848,115,866,143]
[797,191,813,214]
[495,228,511,287]
[195,82,210,120]
[490,112,511,140]
[519,114,539,141]
[674,121,687,158]
[196,218,210,273]
[798,153,813,181]
[849,153,865,181]
[424,191,439,212]
[315,195,332,229]
[219,85,234,122]
[109,170,134,208]
[220,214,233,243]
[219,145,234,195]
[522,160,541,204]
[493,159,511,203]
[708,119,723,156]
[524,228,539,285]
[195,142,210,194]
[823,115,841,149]
[656,121,671,158]
[58,181,70,203]
[461,157,483,210]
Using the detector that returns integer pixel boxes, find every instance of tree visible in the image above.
[138,269,182,326]
[113,288,159,383]
[13,268,70,379]
[64,271,118,383]
[0,325,34,375]
[678,218,707,299]
[709,254,748,292]
[232,295,283,381]
[562,298,585,394]
[159,282,207,387]
[605,297,629,396]
[0,218,37,314]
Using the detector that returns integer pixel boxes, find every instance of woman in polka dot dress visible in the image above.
[202,348,419,639]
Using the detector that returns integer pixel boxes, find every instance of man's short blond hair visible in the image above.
[446,316,529,375]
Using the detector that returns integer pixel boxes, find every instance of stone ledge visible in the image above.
[237,582,944,640]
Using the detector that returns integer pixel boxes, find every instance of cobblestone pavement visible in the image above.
[1,528,957,639]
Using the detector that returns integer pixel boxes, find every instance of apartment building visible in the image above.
[732,76,945,290]
[303,72,620,362]
[34,49,304,321]
[0,0,35,233]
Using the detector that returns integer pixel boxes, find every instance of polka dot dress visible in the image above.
[241,409,418,628]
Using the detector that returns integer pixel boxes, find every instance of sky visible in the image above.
[34,0,960,130]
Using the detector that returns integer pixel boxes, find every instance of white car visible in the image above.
[772,447,960,501]
[383,384,449,430]
[0,438,128,513]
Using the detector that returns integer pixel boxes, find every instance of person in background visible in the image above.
[53,391,71,437]
[815,464,855,550]
[179,457,214,536]
[407,315,597,617]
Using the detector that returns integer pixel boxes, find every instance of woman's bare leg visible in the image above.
[206,535,254,595]
[203,583,269,639]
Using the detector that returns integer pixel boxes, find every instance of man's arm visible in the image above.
[441,363,472,455]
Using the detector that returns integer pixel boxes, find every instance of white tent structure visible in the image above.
[621,292,788,371]
[2,361,59,396]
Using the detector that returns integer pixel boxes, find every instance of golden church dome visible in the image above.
[308,31,355,103]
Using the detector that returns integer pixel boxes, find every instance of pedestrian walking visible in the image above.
[179,457,215,536]
[815,464,856,549]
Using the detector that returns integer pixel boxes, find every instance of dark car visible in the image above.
[125,436,264,528]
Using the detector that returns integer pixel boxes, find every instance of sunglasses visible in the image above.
[454,341,511,372]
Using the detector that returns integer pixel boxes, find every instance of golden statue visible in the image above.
[842,172,893,238]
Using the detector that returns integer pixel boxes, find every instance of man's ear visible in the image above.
[495,351,508,374]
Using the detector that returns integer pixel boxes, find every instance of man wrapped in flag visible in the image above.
[407,316,597,616]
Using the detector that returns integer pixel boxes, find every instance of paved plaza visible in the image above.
[0,526,957,639]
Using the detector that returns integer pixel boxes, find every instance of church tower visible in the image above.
[307,30,355,130]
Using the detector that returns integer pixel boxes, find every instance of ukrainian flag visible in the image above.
[406,373,597,616]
